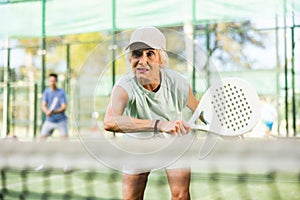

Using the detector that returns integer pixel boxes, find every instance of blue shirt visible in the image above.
[43,88,67,122]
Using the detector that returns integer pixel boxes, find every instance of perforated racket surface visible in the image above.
[188,77,261,137]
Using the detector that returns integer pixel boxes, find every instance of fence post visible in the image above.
[33,83,38,139]
[1,47,10,137]
[2,82,10,136]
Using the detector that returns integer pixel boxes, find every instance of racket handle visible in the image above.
[189,124,209,132]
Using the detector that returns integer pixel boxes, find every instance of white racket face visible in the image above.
[49,97,58,111]
[189,77,261,136]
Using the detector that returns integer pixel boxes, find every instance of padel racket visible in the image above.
[188,77,261,137]
[49,97,58,112]
[187,77,261,159]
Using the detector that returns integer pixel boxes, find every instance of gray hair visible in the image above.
[158,49,169,67]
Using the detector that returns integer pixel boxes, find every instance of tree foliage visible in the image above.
[204,21,266,68]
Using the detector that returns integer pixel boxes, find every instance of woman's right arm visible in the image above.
[104,86,157,133]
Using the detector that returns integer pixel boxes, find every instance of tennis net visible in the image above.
[0,135,300,200]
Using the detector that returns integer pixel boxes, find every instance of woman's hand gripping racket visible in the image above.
[187,77,261,159]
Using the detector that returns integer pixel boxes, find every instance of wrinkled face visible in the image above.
[129,48,162,86]
[48,76,57,89]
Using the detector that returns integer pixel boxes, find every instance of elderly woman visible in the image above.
[104,26,200,200]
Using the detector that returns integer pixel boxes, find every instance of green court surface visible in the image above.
[1,138,300,200]
[1,169,300,200]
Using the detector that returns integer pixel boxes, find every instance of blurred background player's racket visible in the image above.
[187,77,261,158]
[49,97,58,113]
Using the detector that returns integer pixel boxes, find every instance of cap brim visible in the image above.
[125,42,154,51]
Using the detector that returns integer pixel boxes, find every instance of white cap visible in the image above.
[125,26,166,51]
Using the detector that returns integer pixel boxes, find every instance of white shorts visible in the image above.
[41,120,68,136]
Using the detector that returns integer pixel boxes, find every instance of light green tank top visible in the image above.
[117,68,189,138]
